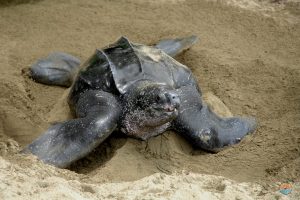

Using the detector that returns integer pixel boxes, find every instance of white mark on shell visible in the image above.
[139,46,162,62]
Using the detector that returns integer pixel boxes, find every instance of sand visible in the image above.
[0,0,299,199]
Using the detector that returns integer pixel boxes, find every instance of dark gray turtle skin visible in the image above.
[23,36,256,168]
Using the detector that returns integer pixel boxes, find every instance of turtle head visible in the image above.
[141,83,180,119]
[121,81,180,139]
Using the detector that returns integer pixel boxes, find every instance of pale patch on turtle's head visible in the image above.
[121,81,180,137]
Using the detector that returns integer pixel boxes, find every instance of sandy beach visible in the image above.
[0,0,299,199]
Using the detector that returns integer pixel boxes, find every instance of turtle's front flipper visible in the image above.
[22,91,121,168]
[155,35,198,57]
[172,85,256,152]
[30,52,81,87]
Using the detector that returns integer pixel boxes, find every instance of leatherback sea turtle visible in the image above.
[23,36,256,168]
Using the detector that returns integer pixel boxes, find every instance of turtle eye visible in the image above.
[156,93,166,103]
[156,95,161,102]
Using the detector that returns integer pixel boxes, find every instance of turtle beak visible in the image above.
[164,91,180,111]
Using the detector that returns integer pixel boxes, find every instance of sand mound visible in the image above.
[2,155,299,200]
[0,0,299,199]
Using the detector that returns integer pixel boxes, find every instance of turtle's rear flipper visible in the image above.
[22,91,120,168]
[155,35,198,57]
[30,52,81,87]
[172,85,256,152]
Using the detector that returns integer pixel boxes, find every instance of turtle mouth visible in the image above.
[160,105,179,117]
[153,103,178,111]
[150,104,178,116]
[164,106,178,114]
[167,108,178,117]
